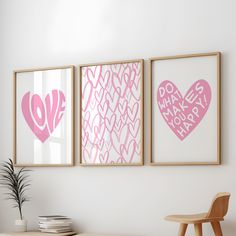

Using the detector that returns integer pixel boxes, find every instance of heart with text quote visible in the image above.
[157,80,211,140]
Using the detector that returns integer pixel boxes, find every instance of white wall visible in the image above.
[0,0,236,235]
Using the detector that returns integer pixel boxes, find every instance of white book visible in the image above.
[39,226,71,230]
[40,228,72,233]
[39,219,72,224]
[38,215,69,220]
[39,222,72,227]
[39,225,72,229]
[39,221,72,224]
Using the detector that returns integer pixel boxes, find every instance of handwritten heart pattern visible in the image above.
[157,80,211,140]
[21,89,66,143]
[82,63,142,164]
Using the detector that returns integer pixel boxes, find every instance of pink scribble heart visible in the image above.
[112,74,128,97]
[83,146,98,164]
[97,139,105,150]
[87,65,102,88]
[82,130,89,147]
[118,99,128,115]
[114,119,123,133]
[82,81,93,111]
[99,71,110,89]
[99,151,109,164]
[95,87,104,103]
[105,89,120,112]
[21,90,66,143]
[111,64,122,75]
[157,80,211,141]
[94,123,105,140]
[127,102,138,122]
[120,140,136,163]
[128,119,140,138]
[105,114,116,132]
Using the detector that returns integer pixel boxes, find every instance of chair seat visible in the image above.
[165,212,224,224]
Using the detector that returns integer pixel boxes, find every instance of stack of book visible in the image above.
[38,215,73,234]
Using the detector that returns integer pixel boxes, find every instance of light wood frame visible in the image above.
[79,59,144,166]
[149,52,221,166]
[13,65,75,167]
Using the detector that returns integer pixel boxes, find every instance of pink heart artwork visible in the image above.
[21,89,66,143]
[82,62,142,164]
[157,80,211,141]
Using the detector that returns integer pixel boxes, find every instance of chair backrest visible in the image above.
[207,192,231,219]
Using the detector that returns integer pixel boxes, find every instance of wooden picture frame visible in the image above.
[150,52,221,166]
[79,59,144,166]
[13,66,75,167]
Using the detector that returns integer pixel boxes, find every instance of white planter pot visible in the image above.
[15,219,27,232]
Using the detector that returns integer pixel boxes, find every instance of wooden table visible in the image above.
[0,232,128,236]
[0,232,77,236]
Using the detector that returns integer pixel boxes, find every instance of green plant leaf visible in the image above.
[0,159,31,219]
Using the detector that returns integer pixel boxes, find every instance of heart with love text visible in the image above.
[21,89,66,143]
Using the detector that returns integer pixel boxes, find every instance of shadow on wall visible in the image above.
[222,220,236,235]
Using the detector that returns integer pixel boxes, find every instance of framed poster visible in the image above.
[13,66,74,166]
[80,59,144,166]
[150,52,221,165]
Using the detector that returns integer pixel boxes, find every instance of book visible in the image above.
[39,225,72,229]
[38,215,69,220]
[39,220,72,224]
[38,215,73,234]
[40,228,72,233]
[39,222,72,227]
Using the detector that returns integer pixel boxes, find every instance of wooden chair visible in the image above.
[165,192,231,236]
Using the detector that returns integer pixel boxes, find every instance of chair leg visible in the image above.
[211,221,223,236]
[178,223,188,236]
[194,223,203,236]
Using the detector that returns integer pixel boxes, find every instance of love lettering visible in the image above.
[21,90,66,143]
[157,80,211,140]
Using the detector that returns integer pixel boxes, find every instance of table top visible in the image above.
[0,232,77,236]
[0,232,129,236]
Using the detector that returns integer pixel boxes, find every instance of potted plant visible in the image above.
[0,159,31,232]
